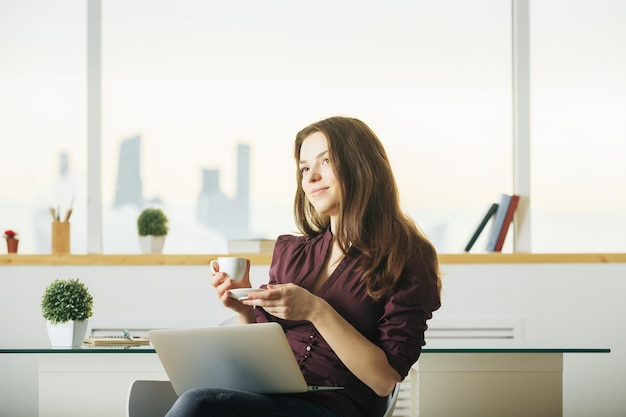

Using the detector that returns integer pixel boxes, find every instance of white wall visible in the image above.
[0,262,624,417]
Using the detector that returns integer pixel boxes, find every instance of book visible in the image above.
[464,202,499,252]
[83,336,151,346]
[494,194,520,252]
[227,239,276,254]
[485,194,513,252]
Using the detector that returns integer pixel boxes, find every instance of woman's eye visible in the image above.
[300,167,309,173]
[322,158,330,165]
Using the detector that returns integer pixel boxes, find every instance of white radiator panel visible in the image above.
[393,317,524,416]
[425,317,524,341]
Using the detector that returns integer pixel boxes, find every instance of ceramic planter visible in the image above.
[138,235,166,254]
[46,320,89,347]
[6,238,18,253]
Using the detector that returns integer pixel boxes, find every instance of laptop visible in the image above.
[149,322,343,395]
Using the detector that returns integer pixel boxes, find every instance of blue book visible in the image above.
[485,194,512,252]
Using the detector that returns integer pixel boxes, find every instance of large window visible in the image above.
[0,1,86,254]
[530,0,626,252]
[3,1,623,255]
[100,0,512,254]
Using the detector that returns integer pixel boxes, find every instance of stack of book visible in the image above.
[83,335,150,346]
[228,239,276,254]
[465,193,520,252]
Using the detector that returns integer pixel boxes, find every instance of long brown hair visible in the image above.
[293,116,441,300]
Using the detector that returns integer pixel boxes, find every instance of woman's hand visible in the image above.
[246,282,400,397]
[242,283,322,321]
[210,259,255,317]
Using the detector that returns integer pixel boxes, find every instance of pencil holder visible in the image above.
[52,222,70,254]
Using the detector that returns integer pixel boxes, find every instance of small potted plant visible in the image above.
[137,207,169,253]
[41,278,94,347]
[3,229,19,253]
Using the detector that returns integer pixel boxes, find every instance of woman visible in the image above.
[166,116,441,417]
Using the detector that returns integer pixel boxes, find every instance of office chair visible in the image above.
[126,379,178,417]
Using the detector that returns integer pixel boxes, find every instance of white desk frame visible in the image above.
[1,347,609,417]
[417,351,565,417]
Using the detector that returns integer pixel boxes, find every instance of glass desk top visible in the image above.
[0,346,611,354]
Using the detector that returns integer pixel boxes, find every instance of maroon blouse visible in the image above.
[255,228,441,417]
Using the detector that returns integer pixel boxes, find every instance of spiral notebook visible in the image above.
[83,335,150,346]
[84,336,150,346]
[149,322,343,395]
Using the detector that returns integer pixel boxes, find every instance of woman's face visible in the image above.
[299,131,341,219]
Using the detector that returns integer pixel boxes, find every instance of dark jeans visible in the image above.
[165,387,343,417]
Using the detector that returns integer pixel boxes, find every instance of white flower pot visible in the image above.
[139,235,166,254]
[46,320,89,347]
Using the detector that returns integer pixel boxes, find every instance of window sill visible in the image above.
[2,253,626,265]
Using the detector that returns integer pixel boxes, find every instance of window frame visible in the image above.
[85,0,532,254]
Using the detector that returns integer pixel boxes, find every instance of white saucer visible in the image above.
[229,288,262,301]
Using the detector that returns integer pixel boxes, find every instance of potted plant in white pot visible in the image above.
[137,207,169,254]
[41,278,94,347]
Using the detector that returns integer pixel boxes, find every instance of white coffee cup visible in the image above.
[210,257,247,282]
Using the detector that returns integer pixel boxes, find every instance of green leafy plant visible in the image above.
[137,208,169,236]
[41,278,94,324]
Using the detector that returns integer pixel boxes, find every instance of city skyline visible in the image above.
[2,1,625,254]
[113,136,252,240]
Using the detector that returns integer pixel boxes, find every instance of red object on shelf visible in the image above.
[494,194,521,252]
[6,238,19,254]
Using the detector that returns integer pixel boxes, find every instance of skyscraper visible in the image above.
[59,152,69,177]
[197,168,228,230]
[114,136,143,208]
[197,143,251,239]
[234,143,250,236]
